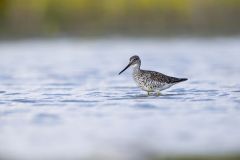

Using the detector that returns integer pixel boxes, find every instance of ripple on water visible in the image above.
[191,98,215,102]
[42,87,73,91]
[218,93,229,97]
[107,92,187,101]
[4,92,22,95]
[204,106,227,113]
[234,99,240,103]
[0,109,30,116]
[108,94,147,100]
[168,88,186,92]
[32,113,61,125]
[32,103,66,107]
[42,93,72,96]
[12,99,37,103]
[132,103,158,109]
[0,91,6,94]
[85,91,102,96]
[60,99,96,102]
[46,83,78,86]
[232,90,240,93]
[188,89,218,93]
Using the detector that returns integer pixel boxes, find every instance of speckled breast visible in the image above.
[133,72,171,92]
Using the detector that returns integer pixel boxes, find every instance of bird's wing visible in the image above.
[142,70,182,84]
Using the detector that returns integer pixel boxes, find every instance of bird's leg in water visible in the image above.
[147,91,150,96]
[157,91,161,96]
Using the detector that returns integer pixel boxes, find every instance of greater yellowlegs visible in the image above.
[119,55,187,95]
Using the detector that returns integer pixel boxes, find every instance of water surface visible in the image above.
[0,38,240,159]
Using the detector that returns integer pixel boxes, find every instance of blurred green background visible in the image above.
[0,0,240,38]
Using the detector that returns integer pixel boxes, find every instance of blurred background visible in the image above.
[0,0,240,38]
[1,1,240,160]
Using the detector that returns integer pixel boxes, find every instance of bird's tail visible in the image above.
[175,78,188,83]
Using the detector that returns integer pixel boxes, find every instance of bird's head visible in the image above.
[119,55,141,75]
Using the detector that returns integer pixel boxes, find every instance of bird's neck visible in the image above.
[132,64,140,74]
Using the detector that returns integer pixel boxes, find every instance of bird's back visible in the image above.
[141,70,187,84]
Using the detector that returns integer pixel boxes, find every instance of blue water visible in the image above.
[0,38,240,159]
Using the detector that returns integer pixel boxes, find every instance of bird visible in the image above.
[119,55,187,95]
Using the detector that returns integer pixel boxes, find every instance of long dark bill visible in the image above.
[119,62,132,75]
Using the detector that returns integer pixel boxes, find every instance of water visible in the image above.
[0,38,240,160]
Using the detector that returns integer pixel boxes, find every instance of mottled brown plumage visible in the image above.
[144,70,187,84]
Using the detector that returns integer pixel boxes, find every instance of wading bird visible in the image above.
[119,55,187,95]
